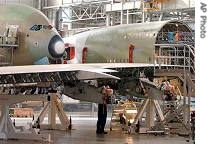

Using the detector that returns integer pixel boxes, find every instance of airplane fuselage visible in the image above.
[64,20,192,64]
[0,4,65,65]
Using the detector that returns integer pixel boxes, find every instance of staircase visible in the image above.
[153,43,194,134]
[154,43,195,97]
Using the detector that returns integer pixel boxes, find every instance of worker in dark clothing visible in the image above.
[96,86,112,134]
[96,103,108,134]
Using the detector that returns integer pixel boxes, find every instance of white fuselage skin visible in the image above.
[0,4,65,65]
[63,22,161,64]
[63,21,191,64]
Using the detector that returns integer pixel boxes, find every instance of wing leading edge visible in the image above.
[0,64,120,84]
[0,63,179,84]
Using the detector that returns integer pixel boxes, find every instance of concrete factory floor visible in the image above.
[0,116,194,144]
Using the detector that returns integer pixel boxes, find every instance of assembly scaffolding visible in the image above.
[41,0,194,35]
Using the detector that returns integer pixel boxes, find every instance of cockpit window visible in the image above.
[30,25,52,31]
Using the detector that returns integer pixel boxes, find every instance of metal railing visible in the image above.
[0,33,19,66]
[156,32,194,46]
[154,43,195,75]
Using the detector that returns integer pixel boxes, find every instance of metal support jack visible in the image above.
[35,93,70,130]
[133,99,165,127]
[131,78,166,133]
[0,94,50,141]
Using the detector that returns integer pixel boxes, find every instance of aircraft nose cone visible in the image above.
[48,35,65,58]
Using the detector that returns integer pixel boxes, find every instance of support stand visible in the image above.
[132,78,190,134]
[35,93,70,130]
[0,94,50,141]
[133,99,165,127]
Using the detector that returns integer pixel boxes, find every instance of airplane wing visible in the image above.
[77,63,155,69]
[0,64,120,84]
[0,64,118,74]
[0,62,180,84]
[0,63,182,103]
[69,63,179,69]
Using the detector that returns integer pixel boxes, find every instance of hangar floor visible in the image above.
[0,116,194,144]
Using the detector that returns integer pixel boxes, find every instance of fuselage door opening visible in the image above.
[63,43,75,64]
